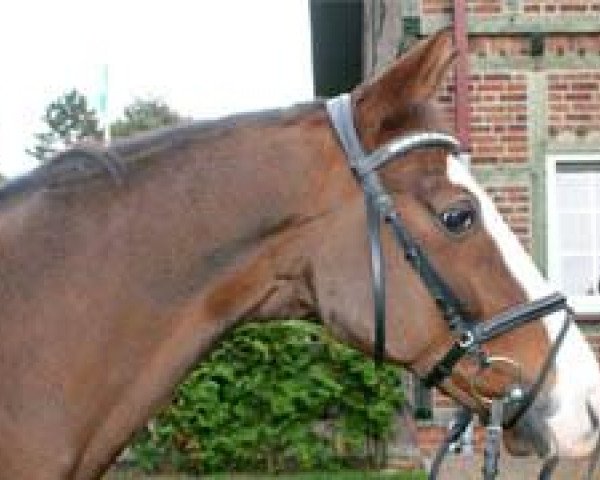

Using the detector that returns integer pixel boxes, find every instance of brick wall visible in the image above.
[432,58,600,164]
[486,184,533,251]
[546,34,600,56]
[421,0,600,15]
[547,71,600,139]
[436,72,529,166]
[523,1,600,13]
[467,32,600,59]
[471,73,529,165]
[470,36,531,58]
[421,0,454,15]
[421,0,504,15]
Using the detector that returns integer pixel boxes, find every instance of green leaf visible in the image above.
[128,320,405,473]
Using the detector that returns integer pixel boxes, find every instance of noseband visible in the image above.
[326,94,574,480]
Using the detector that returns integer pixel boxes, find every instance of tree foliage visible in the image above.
[110,99,180,138]
[26,89,102,162]
[27,92,181,163]
[129,320,405,475]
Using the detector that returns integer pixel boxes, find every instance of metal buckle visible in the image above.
[459,330,475,349]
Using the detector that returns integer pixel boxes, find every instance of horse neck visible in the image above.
[134,111,335,309]
[70,110,342,474]
[0,106,348,478]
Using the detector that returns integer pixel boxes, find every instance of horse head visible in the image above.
[313,29,600,462]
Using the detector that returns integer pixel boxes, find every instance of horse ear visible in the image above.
[353,28,457,148]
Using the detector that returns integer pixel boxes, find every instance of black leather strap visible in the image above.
[474,293,567,344]
[326,94,388,362]
[365,192,386,362]
[386,211,469,331]
[422,341,472,388]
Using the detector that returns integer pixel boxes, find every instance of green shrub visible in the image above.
[129,320,405,474]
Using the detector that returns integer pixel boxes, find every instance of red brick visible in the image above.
[478,83,506,92]
[550,103,569,112]
[507,83,527,92]
[524,4,541,12]
[501,134,528,142]
[500,94,527,102]
[484,73,512,81]
[566,114,593,121]
[549,83,568,91]
[471,4,502,14]
[508,144,528,153]
[571,82,599,91]
[560,4,587,11]
[574,103,600,111]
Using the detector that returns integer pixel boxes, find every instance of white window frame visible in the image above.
[547,153,600,315]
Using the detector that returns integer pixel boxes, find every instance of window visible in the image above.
[547,154,600,314]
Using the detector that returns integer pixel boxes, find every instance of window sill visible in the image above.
[568,296,600,316]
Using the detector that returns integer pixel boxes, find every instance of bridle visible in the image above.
[326,93,577,480]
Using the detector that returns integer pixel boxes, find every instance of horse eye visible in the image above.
[439,205,476,235]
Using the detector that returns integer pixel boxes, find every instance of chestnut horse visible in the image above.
[1,31,599,479]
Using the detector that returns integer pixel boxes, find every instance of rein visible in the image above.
[325,93,576,480]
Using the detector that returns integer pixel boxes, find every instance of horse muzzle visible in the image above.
[505,392,556,458]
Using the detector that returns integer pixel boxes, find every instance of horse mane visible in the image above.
[0,101,322,204]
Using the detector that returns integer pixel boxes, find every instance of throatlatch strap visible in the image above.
[365,193,386,362]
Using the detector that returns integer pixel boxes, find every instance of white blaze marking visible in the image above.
[446,155,600,457]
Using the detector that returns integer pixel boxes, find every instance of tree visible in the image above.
[26,89,102,162]
[110,99,181,139]
[27,93,181,163]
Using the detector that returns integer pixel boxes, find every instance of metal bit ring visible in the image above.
[469,356,524,407]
